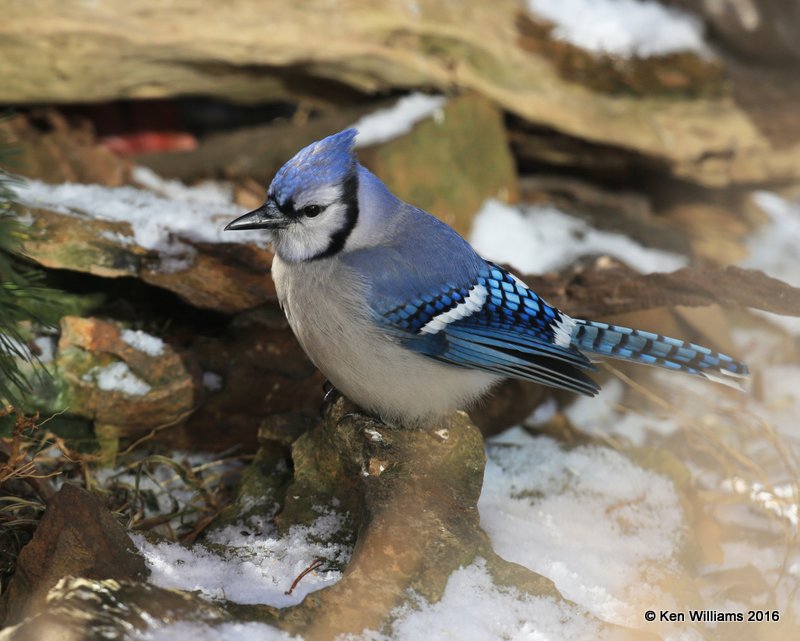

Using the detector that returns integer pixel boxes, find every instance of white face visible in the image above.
[271,183,351,262]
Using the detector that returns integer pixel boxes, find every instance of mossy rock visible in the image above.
[359,93,517,237]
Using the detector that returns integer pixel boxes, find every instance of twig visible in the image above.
[116,409,195,458]
[285,558,325,596]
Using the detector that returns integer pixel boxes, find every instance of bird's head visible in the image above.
[225,128,361,262]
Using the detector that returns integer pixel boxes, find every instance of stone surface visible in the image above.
[670,0,800,150]
[0,576,238,641]
[669,0,800,63]
[56,316,195,443]
[0,484,147,627]
[19,208,276,314]
[665,202,752,265]
[274,399,565,639]
[205,411,319,532]
[141,241,276,313]
[162,314,325,453]
[3,0,800,187]
[0,112,131,186]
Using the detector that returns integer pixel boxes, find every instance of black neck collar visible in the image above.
[310,171,359,261]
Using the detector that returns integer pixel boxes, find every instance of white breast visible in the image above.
[271,256,499,425]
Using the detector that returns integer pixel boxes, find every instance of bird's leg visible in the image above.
[322,379,340,402]
[321,380,392,429]
[320,380,342,416]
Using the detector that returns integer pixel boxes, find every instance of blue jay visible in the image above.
[225,129,748,424]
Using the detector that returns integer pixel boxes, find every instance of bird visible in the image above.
[224,128,748,425]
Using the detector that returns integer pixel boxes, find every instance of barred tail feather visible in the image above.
[570,319,749,389]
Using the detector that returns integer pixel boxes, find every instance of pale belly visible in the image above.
[272,256,499,425]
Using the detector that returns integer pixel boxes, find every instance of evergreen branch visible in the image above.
[0,138,64,408]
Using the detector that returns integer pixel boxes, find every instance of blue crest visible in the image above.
[269,128,358,206]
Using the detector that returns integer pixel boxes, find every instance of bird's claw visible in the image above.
[337,409,387,429]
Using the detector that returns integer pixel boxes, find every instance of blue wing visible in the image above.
[373,261,600,396]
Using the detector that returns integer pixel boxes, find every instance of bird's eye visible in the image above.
[302,204,324,218]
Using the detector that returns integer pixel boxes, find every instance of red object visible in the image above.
[101,131,198,155]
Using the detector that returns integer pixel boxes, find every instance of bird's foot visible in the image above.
[337,408,388,429]
[320,382,394,429]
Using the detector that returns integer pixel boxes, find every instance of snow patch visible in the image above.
[84,362,151,396]
[99,229,135,246]
[353,94,447,148]
[525,0,709,58]
[134,511,352,608]
[13,174,263,273]
[470,199,687,275]
[350,559,613,641]
[33,335,56,364]
[121,329,165,357]
[478,428,685,626]
[740,191,800,288]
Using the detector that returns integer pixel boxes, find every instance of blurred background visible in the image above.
[0,1,799,640]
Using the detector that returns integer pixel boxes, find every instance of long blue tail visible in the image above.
[571,319,749,387]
